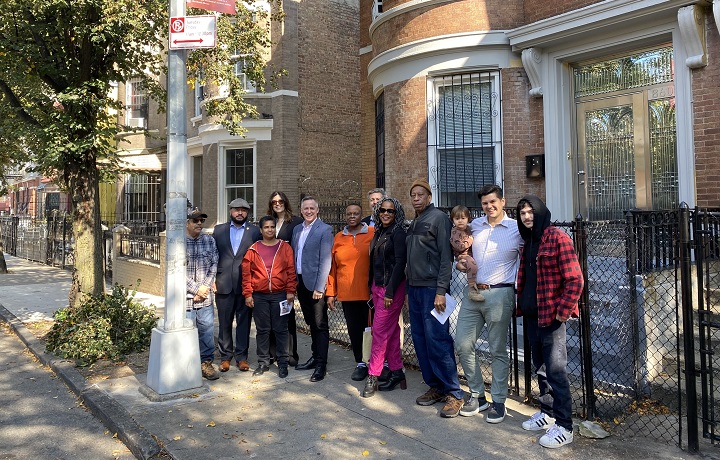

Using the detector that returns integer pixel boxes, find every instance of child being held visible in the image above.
[450,205,483,302]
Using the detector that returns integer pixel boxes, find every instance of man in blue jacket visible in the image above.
[405,179,463,418]
[292,196,334,382]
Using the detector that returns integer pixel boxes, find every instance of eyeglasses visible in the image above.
[378,208,396,215]
[191,218,206,224]
[271,200,284,206]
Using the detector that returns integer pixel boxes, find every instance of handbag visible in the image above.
[362,307,373,363]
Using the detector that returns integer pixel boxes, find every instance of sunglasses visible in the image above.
[271,200,284,205]
[191,218,206,224]
[378,208,396,215]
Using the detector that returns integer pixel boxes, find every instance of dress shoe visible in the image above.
[309,365,326,382]
[361,375,378,398]
[219,360,231,372]
[237,360,250,371]
[351,365,369,381]
[288,356,298,367]
[378,369,407,391]
[295,357,317,370]
[253,364,270,376]
[278,365,289,378]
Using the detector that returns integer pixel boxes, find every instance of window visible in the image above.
[372,0,383,20]
[124,173,162,221]
[231,51,256,93]
[427,71,501,207]
[194,70,205,117]
[225,148,254,215]
[125,78,148,128]
[375,93,385,188]
[192,155,203,210]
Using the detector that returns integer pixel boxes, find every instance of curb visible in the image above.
[0,303,166,460]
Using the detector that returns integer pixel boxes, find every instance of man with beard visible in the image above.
[213,198,262,373]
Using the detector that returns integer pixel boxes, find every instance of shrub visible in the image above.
[46,284,158,366]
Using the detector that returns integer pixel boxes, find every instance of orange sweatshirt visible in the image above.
[241,240,297,297]
[325,224,374,301]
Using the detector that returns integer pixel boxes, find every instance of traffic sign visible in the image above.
[169,15,216,50]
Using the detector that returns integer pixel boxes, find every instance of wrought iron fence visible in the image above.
[118,234,161,263]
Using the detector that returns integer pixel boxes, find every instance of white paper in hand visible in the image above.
[430,294,458,324]
[279,300,292,316]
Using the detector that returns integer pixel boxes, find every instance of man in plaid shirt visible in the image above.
[186,207,220,380]
[515,195,583,448]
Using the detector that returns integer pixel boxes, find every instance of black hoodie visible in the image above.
[516,195,552,318]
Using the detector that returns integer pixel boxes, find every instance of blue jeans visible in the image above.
[454,285,514,404]
[527,318,573,431]
[186,306,215,363]
[408,286,462,400]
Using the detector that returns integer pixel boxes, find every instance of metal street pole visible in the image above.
[145,0,203,396]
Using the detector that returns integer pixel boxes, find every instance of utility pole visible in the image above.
[145,0,203,396]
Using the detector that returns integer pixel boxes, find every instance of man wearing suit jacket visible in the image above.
[361,188,385,228]
[212,198,262,373]
[291,196,334,382]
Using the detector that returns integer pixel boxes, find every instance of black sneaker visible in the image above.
[486,402,506,423]
[351,365,369,381]
[278,365,288,378]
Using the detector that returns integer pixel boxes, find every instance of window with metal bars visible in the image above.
[427,71,501,208]
[123,173,162,222]
[375,93,385,189]
[125,77,149,128]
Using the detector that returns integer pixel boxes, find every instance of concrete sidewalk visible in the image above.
[0,255,712,460]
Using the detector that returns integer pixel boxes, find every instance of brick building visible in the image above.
[361,0,720,220]
[111,0,362,226]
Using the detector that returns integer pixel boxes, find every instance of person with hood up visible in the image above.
[515,195,584,449]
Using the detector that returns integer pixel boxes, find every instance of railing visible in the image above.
[118,234,161,263]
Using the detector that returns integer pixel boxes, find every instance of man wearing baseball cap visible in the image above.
[212,198,262,373]
[186,207,219,380]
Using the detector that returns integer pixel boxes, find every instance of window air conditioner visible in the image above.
[128,118,146,128]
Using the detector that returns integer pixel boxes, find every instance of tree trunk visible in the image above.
[68,156,104,308]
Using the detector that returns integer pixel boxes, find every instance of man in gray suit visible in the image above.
[291,196,333,382]
[212,198,262,373]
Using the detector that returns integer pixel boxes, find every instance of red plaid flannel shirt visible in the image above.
[516,226,583,327]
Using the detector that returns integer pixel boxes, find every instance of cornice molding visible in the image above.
[369,0,454,40]
[678,4,707,68]
[521,48,543,97]
[507,0,706,50]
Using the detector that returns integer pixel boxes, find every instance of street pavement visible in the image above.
[0,254,717,460]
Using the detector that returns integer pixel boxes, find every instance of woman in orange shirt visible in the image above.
[326,203,375,381]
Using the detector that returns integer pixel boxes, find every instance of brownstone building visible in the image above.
[361,0,720,220]
[112,0,362,225]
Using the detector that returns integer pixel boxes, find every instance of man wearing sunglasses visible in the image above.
[186,207,220,380]
[212,198,262,373]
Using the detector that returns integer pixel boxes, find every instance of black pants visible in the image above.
[297,275,329,366]
[215,292,252,362]
[269,308,299,362]
[341,300,371,364]
[253,291,289,366]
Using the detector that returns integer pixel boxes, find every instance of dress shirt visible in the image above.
[470,213,523,286]
[295,218,316,275]
[229,222,246,255]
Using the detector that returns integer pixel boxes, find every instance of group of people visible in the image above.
[184,180,583,450]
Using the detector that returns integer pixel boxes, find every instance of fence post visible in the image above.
[574,214,595,419]
[679,203,699,452]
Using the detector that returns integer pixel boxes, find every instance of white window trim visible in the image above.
[125,77,148,128]
[533,21,694,221]
[426,72,503,206]
[216,142,257,222]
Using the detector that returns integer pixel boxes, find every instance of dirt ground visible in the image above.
[26,320,150,385]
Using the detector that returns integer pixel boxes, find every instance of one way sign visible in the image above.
[169,15,216,50]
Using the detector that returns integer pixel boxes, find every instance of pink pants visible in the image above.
[368,281,407,376]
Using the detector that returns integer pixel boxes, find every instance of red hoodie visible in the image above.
[241,240,297,297]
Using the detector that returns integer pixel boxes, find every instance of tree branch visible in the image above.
[0,79,41,127]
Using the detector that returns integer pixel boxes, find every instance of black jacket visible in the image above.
[369,225,407,299]
[405,204,453,295]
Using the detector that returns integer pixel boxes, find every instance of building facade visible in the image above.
[112,0,362,225]
[361,0,720,219]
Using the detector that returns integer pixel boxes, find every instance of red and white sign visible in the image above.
[169,15,216,50]
[187,0,236,15]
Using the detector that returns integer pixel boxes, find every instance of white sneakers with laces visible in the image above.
[522,411,556,431]
[538,424,574,448]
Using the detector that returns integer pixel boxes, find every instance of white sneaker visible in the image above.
[539,424,574,448]
[522,411,556,431]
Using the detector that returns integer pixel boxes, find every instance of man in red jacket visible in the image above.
[515,195,583,449]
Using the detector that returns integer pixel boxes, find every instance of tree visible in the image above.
[0,0,282,306]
